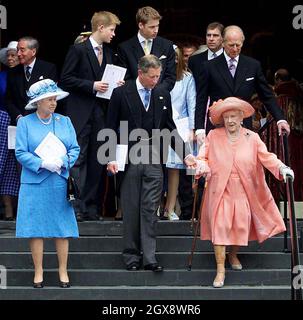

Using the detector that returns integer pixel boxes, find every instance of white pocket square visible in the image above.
[246,77,254,81]
[159,55,167,60]
[39,76,44,80]
[163,106,167,110]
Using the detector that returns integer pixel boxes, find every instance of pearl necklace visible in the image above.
[227,131,240,143]
[36,112,52,125]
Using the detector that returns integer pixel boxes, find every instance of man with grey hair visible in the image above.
[5,36,57,124]
[106,54,195,272]
[194,25,290,139]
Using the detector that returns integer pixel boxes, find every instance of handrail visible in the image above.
[258,120,288,252]
[258,121,302,300]
[280,134,302,300]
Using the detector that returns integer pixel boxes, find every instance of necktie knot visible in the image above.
[212,52,217,59]
[96,45,103,65]
[143,88,151,110]
[25,66,31,81]
[143,39,151,55]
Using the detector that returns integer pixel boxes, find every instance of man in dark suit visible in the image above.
[117,6,176,92]
[60,11,121,221]
[106,55,195,271]
[5,36,57,125]
[189,22,224,90]
[195,25,290,140]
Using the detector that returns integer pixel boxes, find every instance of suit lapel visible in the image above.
[15,65,26,97]
[214,55,234,92]
[152,90,163,129]
[234,55,249,94]
[103,46,112,65]
[85,40,100,79]
[130,37,145,61]
[150,38,161,57]
[125,82,142,128]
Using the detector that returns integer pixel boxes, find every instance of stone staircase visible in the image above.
[0,220,302,300]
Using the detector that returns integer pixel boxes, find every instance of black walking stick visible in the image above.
[187,180,207,271]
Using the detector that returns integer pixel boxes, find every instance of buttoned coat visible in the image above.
[199,127,286,243]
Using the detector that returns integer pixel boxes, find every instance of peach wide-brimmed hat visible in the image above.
[209,97,255,125]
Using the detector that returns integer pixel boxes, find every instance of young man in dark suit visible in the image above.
[5,37,57,125]
[106,55,195,272]
[117,6,176,92]
[60,11,121,221]
[194,25,290,142]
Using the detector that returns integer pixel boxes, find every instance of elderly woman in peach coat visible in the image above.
[195,97,294,288]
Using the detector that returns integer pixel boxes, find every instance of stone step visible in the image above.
[0,285,291,300]
[0,236,294,252]
[5,269,291,287]
[0,252,299,269]
[1,220,302,236]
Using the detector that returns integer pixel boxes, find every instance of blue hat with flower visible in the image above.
[25,79,69,110]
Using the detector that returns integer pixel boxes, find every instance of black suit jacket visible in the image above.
[195,53,285,130]
[117,35,176,92]
[60,39,117,134]
[5,59,57,124]
[106,81,190,173]
[188,50,208,83]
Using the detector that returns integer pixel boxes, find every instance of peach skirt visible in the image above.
[212,172,251,246]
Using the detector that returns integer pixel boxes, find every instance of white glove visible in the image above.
[53,158,63,168]
[195,160,211,180]
[41,159,62,173]
[279,165,294,182]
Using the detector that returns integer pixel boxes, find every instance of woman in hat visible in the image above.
[195,97,293,288]
[0,41,20,221]
[15,79,80,288]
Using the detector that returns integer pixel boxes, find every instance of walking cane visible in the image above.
[187,180,207,271]
[190,177,199,228]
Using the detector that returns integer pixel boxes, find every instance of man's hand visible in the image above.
[93,81,109,93]
[117,80,125,87]
[278,121,290,136]
[184,154,196,169]
[107,161,119,175]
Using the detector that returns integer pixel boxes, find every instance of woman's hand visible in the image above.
[195,160,211,180]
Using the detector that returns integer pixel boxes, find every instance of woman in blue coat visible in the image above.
[15,79,80,288]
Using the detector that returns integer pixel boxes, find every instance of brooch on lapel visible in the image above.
[159,55,167,60]
[159,96,164,100]
[39,76,44,80]
[244,131,251,140]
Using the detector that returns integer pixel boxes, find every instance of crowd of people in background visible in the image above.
[0,5,301,287]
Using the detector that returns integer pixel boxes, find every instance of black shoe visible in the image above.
[33,281,44,288]
[179,213,192,220]
[84,214,100,221]
[59,281,71,288]
[4,216,15,221]
[76,212,84,222]
[144,263,164,272]
[126,263,140,271]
